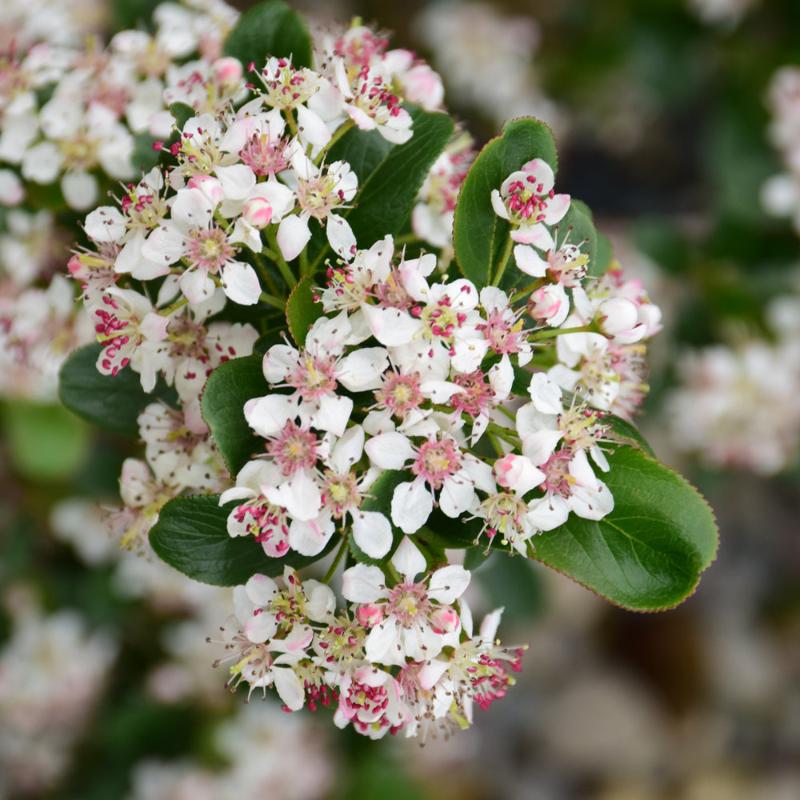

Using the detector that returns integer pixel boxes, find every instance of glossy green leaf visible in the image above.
[149,494,332,585]
[200,354,267,475]
[605,415,656,457]
[3,401,90,481]
[533,446,718,611]
[58,344,176,436]
[559,199,598,274]
[454,117,558,288]
[222,0,312,70]
[286,276,323,346]
[344,108,453,247]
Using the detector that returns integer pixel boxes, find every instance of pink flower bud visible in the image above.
[356,603,384,628]
[188,175,223,205]
[430,605,460,634]
[243,196,273,229]
[528,284,568,327]
[213,57,243,87]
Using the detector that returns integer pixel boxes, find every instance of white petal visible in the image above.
[526,494,569,531]
[439,472,474,518]
[179,268,215,304]
[529,372,563,414]
[428,564,470,604]
[361,304,421,346]
[245,573,279,605]
[277,214,311,261]
[391,535,426,581]
[364,431,414,469]
[244,394,298,437]
[85,206,125,243]
[221,261,261,305]
[390,480,432,534]
[314,393,353,436]
[352,511,393,559]
[62,171,98,210]
[329,424,364,474]
[215,164,256,201]
[289,515,335,555]
[341,563,387,603]
[514,244,548,277]
[272,667,305,711]
[336,347,388,392]
[326,213,356,259]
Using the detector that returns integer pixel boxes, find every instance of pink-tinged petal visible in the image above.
[341,563,387,603]
[428,564,470,605]
[514,244,547,277]
[494,454,545,495]
[352,511,393,559]
[243,393,298,437]
[221,260,261,305]
[543,193,571,225]
[526,494,569,531]
[522,158,555,193]
[277,214,311,261]
[272,666,305,711]
[418,659,449,691]
[511,223,553,248]
[245,573,278,605]
[251,179,295,221]
[361,304,421,347]
[346,104,377,131]
[391,480,433,534]
[289,515,335,555]
[364,431,414,469]
[314,393,353,436]
[244,611,277,644]
[139,312,169,342]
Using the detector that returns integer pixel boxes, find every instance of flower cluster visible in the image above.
[0,590,116,797]
[58,6,665,742]
[668,294,800,474]
[214,542,523,740]
[762,65,800,231]
[414,1,560,130]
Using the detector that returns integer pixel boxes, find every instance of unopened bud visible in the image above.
[243,196,273,229]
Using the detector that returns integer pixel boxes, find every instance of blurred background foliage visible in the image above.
[1,1,799,799]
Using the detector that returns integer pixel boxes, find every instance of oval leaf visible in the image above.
[58,343,176,436]
[454,117,558,288]
[223,0,312,70]
[149,494,333,585]
[533,446,718,611]
[286,275,322,346]
[201,354,267,475]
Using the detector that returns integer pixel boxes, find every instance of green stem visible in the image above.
[314,119,354,166]
[284,109,298,137]
[491,235,515,287]
[510,278,546,304]
[267,226,298,289]
[487,431,506,458]
[323,535,350,583]
[259,291,286,310]
[531,325,592,341]
[253,252,281,296]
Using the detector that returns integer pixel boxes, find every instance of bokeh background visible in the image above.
[2,0,800,798]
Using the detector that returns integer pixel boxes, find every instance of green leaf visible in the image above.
[559,199,598,275]
[2,401,90,481]
[343,108,454,247]
[201,354,267,475]
[605,415,656,457]
[286,275,323,346]
[348,470,407,565]
[594,232,614,276]
[533,446,718,611]
[222,0,312,70]
[169,102,195,131]
[132,133,160,172]
[454,117,558,288]
[150,494,334,585]
[58,344,176,436]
